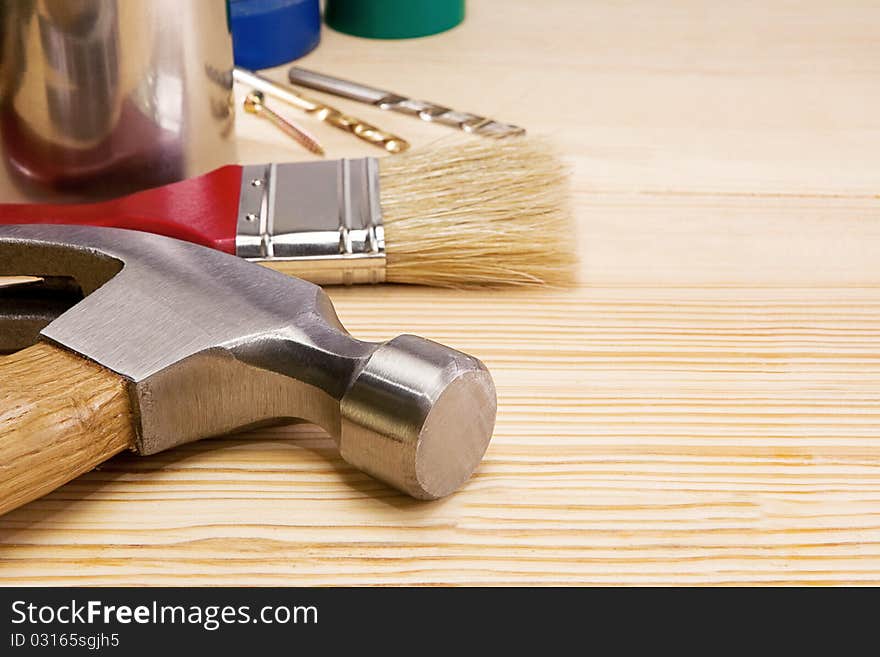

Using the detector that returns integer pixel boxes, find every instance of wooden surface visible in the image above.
[2,0,879,585]
[0,344,135,517]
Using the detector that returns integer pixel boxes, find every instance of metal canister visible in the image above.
[0,0,236,202]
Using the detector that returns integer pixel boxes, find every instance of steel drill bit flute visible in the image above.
[288,66,526,138]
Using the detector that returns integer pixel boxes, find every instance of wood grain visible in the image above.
[0,343,135,517]
[1,0,878,585]
[0,276,42,289]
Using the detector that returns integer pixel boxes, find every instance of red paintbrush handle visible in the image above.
[0,165,244,254]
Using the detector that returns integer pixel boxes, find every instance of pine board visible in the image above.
[1,0,879,585]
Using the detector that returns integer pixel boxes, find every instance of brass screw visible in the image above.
[244,90,325,156]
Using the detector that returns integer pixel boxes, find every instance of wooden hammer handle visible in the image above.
[0,342,136,516]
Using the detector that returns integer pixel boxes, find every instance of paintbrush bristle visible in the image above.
[378,137,577,287]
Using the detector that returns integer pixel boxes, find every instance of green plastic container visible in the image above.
[325,0,465,39]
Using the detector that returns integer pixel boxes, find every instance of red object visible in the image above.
[1,102,184,197]
[0,165,245,254]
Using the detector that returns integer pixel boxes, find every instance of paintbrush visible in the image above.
[0,138,575,287]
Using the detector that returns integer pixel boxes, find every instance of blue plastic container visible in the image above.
[230,0,321,70]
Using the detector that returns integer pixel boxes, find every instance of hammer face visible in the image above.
[340,335,497,500]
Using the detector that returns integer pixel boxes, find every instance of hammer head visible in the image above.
[0,225,496,499]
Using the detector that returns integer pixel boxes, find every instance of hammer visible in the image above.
[0,225,496,515]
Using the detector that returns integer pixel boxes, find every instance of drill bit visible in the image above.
[234,67,409,154]
[288,67,526,139]
[243,90,325,156]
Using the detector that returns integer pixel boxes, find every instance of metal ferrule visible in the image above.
[236,158,386,285]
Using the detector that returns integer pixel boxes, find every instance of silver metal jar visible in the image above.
[0,0,236,202]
